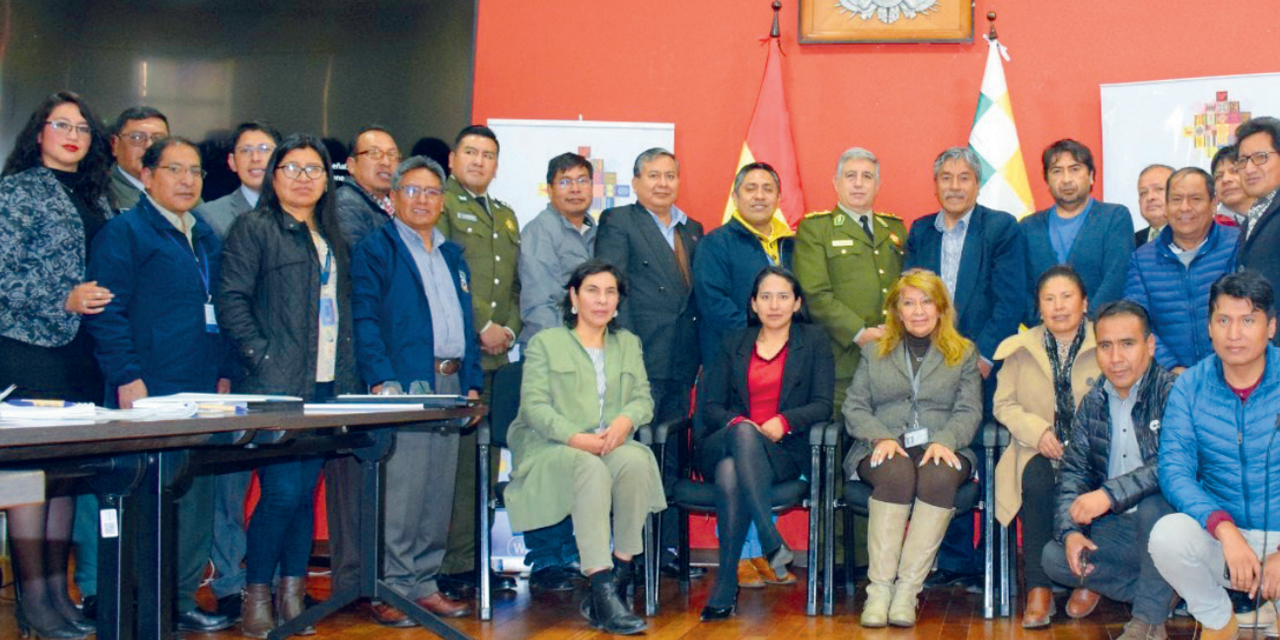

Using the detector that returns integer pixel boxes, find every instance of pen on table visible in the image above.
[0,384,15,402]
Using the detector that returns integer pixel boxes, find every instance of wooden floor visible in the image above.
[0,568,1233,639]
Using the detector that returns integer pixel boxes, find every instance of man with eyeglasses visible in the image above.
[514,152,596,594]
[197,121,281,239]
[437,124,522,599]
[108,106,170,211]
[84,136,234,634]
[336,125,401,247]
[351,155,481,624]
[1235,117,1280,340]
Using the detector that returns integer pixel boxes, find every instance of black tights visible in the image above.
[857,445,971,508]
[1019,455,1057,589]
[8,478,84,630]
[708,424,785,607]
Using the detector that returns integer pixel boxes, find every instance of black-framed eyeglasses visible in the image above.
[277,163,326,180]
[1235,151,1275,169]
[46,120,92,136]
[119,131,168,147]
[156,164,206,179]
[355,148,402,162]
[397,185,443,199]
[554,176,592,189]
[236,143,276,156]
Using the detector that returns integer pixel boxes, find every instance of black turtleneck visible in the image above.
[905,332,932,376]
[50,168,108,248]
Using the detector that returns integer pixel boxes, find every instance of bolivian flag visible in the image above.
[968,35,1035,220]
[723,32,806,229]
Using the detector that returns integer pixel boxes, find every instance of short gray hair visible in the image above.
[835,147,879,179]
[633,147,678,177]
[392,155,447,190]
[933,146,983,181]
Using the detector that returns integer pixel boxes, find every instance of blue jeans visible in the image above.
[245,382,332,583]
[245,457,324,582]
[523,517,578,573]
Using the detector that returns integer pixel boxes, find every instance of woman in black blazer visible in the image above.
[697,266,834,620]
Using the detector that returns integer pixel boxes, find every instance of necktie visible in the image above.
[861,215,875,242]
[673,230,692,289]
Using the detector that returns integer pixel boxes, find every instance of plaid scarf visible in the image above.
[1043,323,1085,443]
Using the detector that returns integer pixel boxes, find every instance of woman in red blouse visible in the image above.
[696,266,835,620]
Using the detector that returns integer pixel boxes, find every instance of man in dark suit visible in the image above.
[595,147,704,574]
[197,121,280,239]
[1022,139,1134,315]
[1134,164,1173,248]
[1235,116,1280,343]
[905,146,1027,589]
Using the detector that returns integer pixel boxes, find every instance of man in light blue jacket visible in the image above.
[1149,270,1280,640]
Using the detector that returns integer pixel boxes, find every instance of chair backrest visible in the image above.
[489,361,522,449]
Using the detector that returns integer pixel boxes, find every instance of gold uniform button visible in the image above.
[878,269,885,274]
[494,278,500,285]
[874,250,879,256]
[490,301,497,307]
[841,249,847,255]
[495,255,501,262]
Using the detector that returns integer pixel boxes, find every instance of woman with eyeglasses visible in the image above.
[217,134,360,638]
[0,91,114,639]
[843,269,982,628]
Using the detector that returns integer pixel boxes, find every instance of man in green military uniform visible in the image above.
[436,124,522,598]
[795,147,906,413]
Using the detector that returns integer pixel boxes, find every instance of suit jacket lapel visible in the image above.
[632,204,683,288]
[779,327,805,403]
[1066,201,1103,264]
[952,208,983,319]
[916,343,944,383]
[732,329,756,405]
[387,224,428,295]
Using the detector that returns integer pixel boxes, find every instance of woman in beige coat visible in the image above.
[504,259,666,636]
[992,265,1100,628]
[844,269,982,628]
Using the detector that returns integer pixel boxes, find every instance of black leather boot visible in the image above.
[585,570,647,635]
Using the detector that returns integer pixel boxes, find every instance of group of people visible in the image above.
[2,87,1280,640]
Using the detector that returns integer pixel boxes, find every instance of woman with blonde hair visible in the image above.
[843,269,982,628]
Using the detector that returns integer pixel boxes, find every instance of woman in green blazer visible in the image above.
[505,259,666,636]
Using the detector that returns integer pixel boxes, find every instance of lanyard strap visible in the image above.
[319,241,333,286]
[163,232,211,301]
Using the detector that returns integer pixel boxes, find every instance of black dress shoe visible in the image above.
[438,574,475,600]
[659,555,707,579]
[215,593,242,621]
[923,568,979,590]
[80,595,97,622]
[175,607,235,632]
[531,567,578,592]
[492,571,518,592]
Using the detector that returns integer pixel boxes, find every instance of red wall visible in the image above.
[472,0,1280,230]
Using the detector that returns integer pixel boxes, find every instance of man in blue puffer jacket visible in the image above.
[1150,270,1280,640]
[1123,167,1238,373]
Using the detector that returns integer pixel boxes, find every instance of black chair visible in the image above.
[819,420,1013,618]
[650,417,824,616]
[477,361,660,619]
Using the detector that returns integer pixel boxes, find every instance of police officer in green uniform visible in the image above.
[435,125,522,597]
[794,147,906,414]
[794,146,906,574]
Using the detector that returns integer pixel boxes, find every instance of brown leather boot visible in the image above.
[241,583,274,639]
[1021,587,1056,629]
[276,576,316,635]
[1199,614,1239,640]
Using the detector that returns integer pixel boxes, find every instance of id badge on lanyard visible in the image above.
[318,244,336,328]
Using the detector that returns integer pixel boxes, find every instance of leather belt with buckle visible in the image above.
[435,358,460,376]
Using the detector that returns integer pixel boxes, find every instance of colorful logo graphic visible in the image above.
[1183,91,1252,159]
[536,146,632,217]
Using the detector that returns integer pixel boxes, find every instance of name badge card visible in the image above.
[205,303,219,334]
[903,427,928,449]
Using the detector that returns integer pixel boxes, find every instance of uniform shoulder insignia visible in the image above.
[873,211,901,221]
[804,210,832,218]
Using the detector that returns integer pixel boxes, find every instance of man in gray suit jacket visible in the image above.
[107,106,169,211]
[196,121,281,239]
